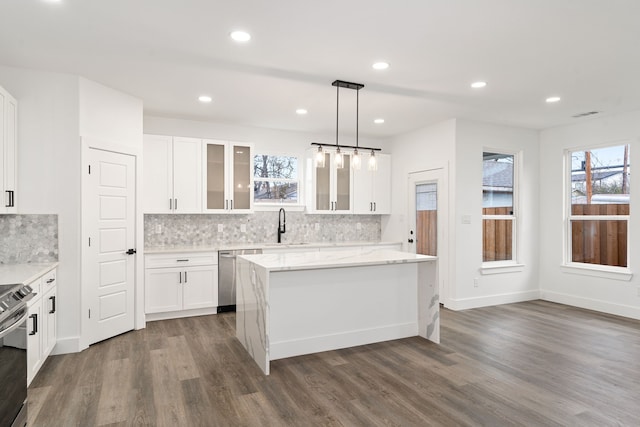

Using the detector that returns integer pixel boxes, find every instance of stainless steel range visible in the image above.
[0,282,35,427]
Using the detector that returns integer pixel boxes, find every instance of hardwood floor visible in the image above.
[28,301,640,426]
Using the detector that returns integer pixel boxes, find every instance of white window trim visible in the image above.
[482,148,522,267]
[563,143,632,273]
[253,152,304,210]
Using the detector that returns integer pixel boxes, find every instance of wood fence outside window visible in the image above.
[571,203,629,267]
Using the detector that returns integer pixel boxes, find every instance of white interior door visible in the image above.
[408,168,449,306]
[85,148,136,345]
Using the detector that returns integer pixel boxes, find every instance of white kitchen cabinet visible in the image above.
[145,252,218,320]
[4,268,58,386]
[353,153,391,214]
[143,134,202,213]
[202,139,253,213]
[0,85,17,214]
[306,148,352,213]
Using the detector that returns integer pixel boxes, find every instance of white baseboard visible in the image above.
[540,290,640,320]
[270,322,419,360]
[145,306,218,322]
[51,336,83,355]
[447,290,540,311]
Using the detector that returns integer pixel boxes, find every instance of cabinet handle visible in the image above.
[169,198,173,210]
[374,202,377,212]
[174,198,178,211]
[184,271,188,283]
[46,278,55,284]
[231,200,234,210]
[29,314,38,335]
[50,296,56,314]
[177,259,189,262]
[5,190,13,208]
[370,202,372,211]
[179,272,182,283]
[225,199,228,210]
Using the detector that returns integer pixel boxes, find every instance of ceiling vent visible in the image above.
[572,111,600,118]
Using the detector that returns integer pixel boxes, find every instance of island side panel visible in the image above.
[236,257,270,374]
[417,260,439,343]
[268,263,419,360]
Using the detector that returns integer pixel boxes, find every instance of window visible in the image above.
[253,154,300,204]
[568,144,630,268]
[483,151,516,263]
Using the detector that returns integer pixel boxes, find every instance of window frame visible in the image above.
[252,152,304,210]
[563,142,632,276]
[481,148,521,270]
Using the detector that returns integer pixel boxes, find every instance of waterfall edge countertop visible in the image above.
[0,262,59,286]
[238,249,436,272]
[144,241,403,254]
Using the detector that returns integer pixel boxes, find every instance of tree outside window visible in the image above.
[254,155,299,204]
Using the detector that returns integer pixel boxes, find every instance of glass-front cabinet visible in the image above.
[307,149,352,213]
[203,140,253,213]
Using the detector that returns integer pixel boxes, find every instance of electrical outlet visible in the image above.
[473,277,479,288]
[240,224,246,233]
[155,224,162,234]
[217,224,223,232]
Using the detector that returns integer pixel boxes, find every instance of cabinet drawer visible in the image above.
[145,252,217,269]
[42,269,57,291]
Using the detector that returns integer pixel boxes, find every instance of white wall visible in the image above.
[0,66,82,349]
[454,120,539,309]
[539,112,640,319]
[383,118,540,310]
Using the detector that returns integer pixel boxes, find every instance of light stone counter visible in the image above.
[0,262,59,286]
[144,241,402,254]
[236,249,438,375]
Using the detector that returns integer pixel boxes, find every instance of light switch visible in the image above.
[240,224,246,233]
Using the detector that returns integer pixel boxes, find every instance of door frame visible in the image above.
[80,137,144,351]
[408,167,450,308]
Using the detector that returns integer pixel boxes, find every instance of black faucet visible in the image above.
[277,208,286,243]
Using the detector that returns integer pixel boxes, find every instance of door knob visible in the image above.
[125,249,137,255]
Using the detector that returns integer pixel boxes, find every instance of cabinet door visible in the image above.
[42,286,57,358]
[315,152,331,211]
[352,167,374,214]
[172,137,202,213]
[372,154,391,214]
[145,269,183,313]
[27,298,43,385]
[4,92,17,213]
[143,135,173,213]
[182,266,218,310]
[203,140,227,211]
[230,143,253,211]
[334,153,352,212]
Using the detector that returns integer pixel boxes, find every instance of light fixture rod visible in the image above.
[336,82,340,149]
[356,88,359,149]
[311,142,381,152]
[331,80,365,91]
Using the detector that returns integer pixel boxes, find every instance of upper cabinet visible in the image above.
[143,135,202,213]
[202,140,253,213]
[306,148,352,213]
[0,86,17,214]
[353,153,391,215]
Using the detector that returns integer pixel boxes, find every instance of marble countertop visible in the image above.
[144,241,402,254]
[0,262,59,286]
[238,249,436,272]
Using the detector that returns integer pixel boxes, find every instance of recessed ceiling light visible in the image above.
[198,95,212,103]
[230,31,251,42]
[296,108,308,115]
[372,62,390,70]
[374,118,385,124]
[471,81,487,89]
[546,96,561,103]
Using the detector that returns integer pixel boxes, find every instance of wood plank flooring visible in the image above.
[28,301,640,426]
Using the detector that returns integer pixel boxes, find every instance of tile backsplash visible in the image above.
[145,212,381,247]
[0,214,58,263]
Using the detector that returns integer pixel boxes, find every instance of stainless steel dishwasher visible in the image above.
[218,248,262,312]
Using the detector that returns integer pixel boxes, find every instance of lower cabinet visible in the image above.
[145,252,218,320]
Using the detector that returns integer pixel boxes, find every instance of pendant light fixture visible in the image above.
[311,79,381,171]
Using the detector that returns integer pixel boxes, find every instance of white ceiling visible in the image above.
[2,0,640,139]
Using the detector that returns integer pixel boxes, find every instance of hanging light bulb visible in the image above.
[335,147,344,169]
[368,150,378,171]
[315,145,325,168]
[352,148,362,170]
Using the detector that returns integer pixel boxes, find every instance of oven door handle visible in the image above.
[0,312,28,339]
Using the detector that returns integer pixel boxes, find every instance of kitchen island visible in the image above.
[236,249,438,375]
